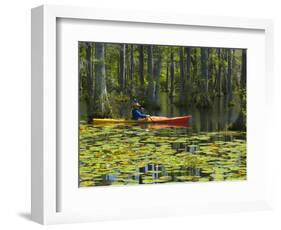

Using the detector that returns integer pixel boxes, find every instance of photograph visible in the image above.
[78,42,247,187]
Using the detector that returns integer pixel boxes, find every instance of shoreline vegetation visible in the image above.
[79,42,246,131]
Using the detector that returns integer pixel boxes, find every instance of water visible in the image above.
[80,92,241,132]
[79,92,245,187]
[157,92,241,132]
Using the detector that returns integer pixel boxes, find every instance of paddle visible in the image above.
[147,115,153,122]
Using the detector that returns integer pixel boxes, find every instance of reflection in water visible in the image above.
[80,92,240,133]
[158,92,240,132]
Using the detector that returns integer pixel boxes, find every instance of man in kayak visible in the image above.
[131,102,150,120]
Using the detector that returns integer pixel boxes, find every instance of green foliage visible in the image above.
[108,92,131,119]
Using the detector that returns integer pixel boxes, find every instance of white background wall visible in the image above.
[0,0,280,229]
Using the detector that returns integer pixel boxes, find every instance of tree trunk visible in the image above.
[119,44,126,91]
[166,59,169,92]
[130,45,134,81]
[79,44,83,99]
[155,47,162,107]
[199,47,210,107]
[147,45,155,103]
[85,43,94,123]
[170,50,175,98]
[130,44,134,93]
[192,48,198,81]
[94,43,112,117]
[227,49,233,100]
[201,47,209,93]
[217,48,222,96]
[208,48,215,96]
[222,49,228,95]
[232,49,237,86]
[230,49,246,131]
[179,47,185,104]
[241,49,247,89]
[186,47,191,81]
[138,45,144,89]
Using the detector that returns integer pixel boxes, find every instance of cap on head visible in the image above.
[132,102,141,108]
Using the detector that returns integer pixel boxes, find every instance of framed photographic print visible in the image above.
[31,5,274,225]
[78,41,246,188]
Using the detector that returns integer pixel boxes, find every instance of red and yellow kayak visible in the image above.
[93,115,192,125]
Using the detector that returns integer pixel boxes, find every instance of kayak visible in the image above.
[93,115,192,125]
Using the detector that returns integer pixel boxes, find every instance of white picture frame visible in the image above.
[31,5,274,225]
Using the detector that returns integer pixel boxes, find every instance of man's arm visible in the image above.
[136,110,147,118]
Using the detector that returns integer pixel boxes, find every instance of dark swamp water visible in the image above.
[79,93,246,187]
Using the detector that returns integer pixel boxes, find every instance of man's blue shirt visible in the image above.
[132,109,146,120]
